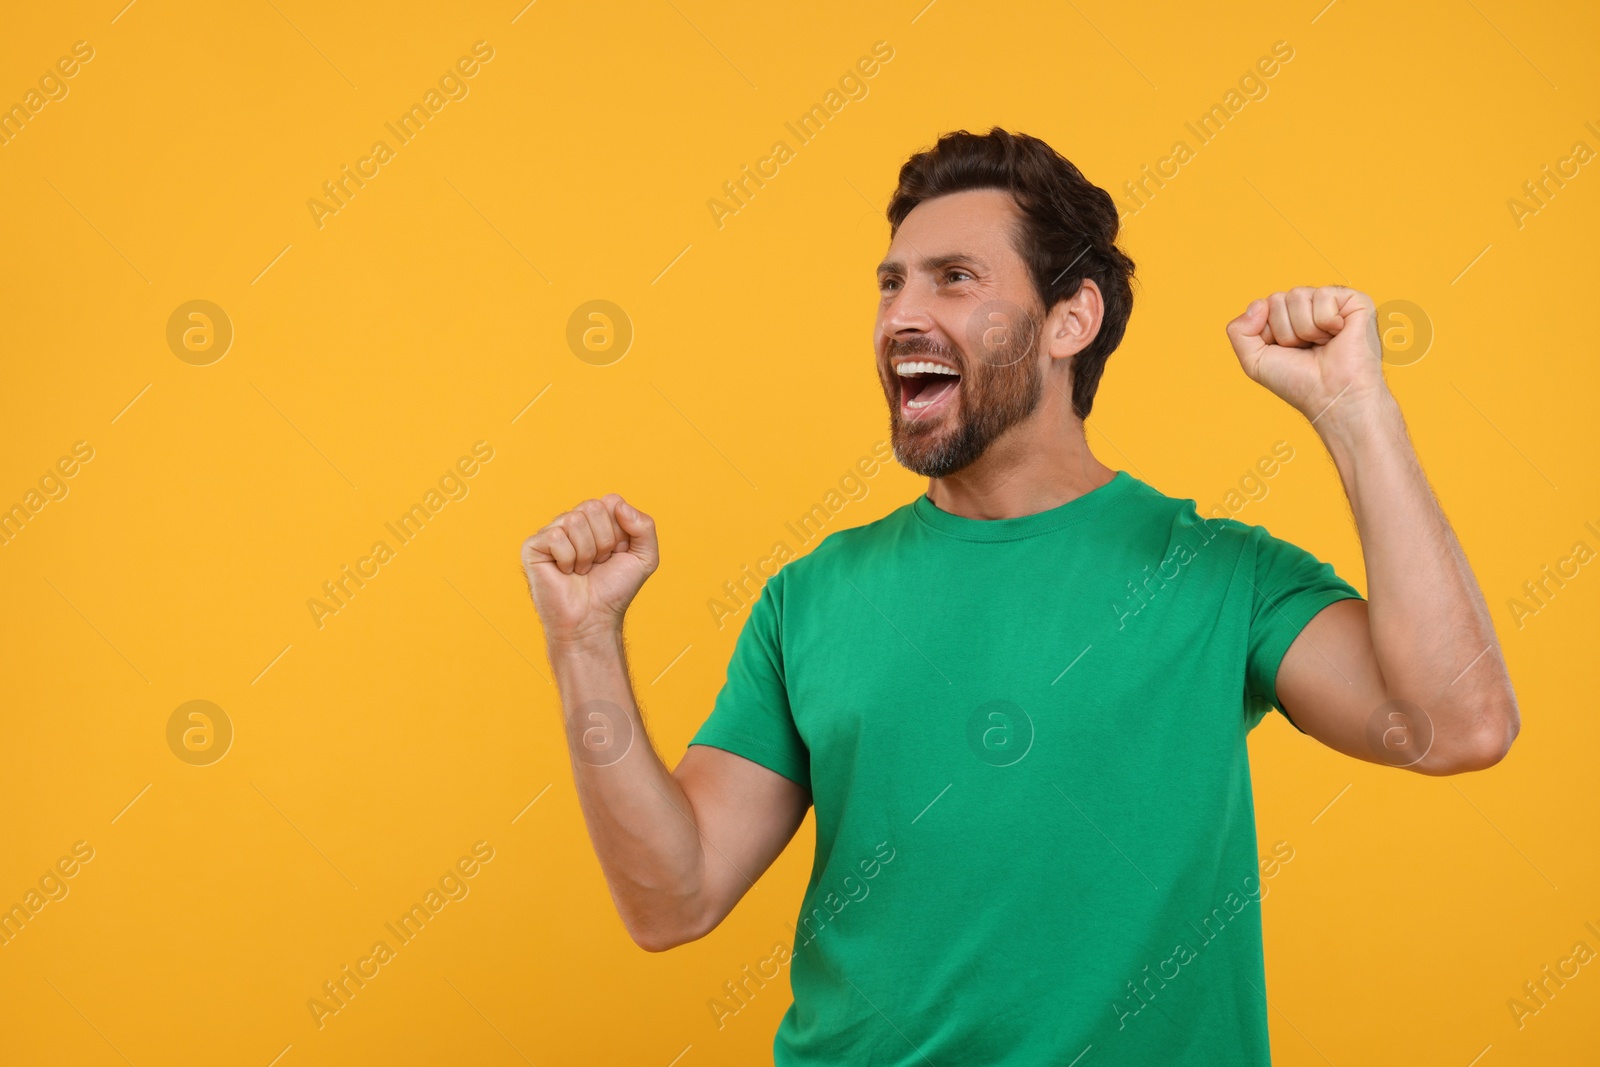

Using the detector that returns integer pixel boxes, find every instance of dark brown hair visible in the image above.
[886,127,1136,420]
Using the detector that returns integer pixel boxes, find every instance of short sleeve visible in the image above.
[687,572,811,790]
[1242,524,1366,732]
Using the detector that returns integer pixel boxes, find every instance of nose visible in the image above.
[878,281,935,355]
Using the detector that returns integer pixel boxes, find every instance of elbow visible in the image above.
[625,905,713,954]
[617,858,720,952]
[1426,695,1521,775]
[629,921,706,954]
[630,929,682,953]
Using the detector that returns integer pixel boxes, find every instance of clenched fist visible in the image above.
[1224,285,1388,429]
[521,494,659,648]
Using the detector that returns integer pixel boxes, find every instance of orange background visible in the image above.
[1,1,1596,1064]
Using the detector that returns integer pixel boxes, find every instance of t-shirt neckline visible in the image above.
[911,469,1136,542]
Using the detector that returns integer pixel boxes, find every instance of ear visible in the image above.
[1046,278,1103,364]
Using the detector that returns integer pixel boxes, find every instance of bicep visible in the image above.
[671,744,812,937]
[1272,598,1396,766]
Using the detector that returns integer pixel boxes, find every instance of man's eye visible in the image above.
[879,271,969,291]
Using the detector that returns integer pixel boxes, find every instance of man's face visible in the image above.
[874,189,1048,479]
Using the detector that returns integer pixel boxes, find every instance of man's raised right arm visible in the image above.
[521,494,811,952]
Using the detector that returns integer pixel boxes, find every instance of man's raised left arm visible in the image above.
[1225,285,1520,775]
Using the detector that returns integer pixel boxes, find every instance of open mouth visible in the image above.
[895,360,961,420]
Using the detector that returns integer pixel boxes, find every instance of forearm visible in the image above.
[549,630,709,946]
[1316,390,1518,751]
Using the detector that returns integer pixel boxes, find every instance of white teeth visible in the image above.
[906,397,938,409]
[894,360,959,377]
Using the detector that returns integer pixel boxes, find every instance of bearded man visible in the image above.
[520,127,1518,1065]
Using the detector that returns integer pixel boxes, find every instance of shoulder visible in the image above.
[1116,472,1245,531]
[1146,486,1346,593]
[770,499,918,590]
[1118,474,1262,569]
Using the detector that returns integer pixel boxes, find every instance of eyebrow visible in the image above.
[875,253,990,278]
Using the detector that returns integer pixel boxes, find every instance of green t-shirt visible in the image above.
[688,470,1364,1065]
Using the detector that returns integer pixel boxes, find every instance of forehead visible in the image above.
[880,187,1023,273]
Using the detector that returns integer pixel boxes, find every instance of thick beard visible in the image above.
[885,314,1046,479]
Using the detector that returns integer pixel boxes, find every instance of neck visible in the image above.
[924,412,1117,520]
